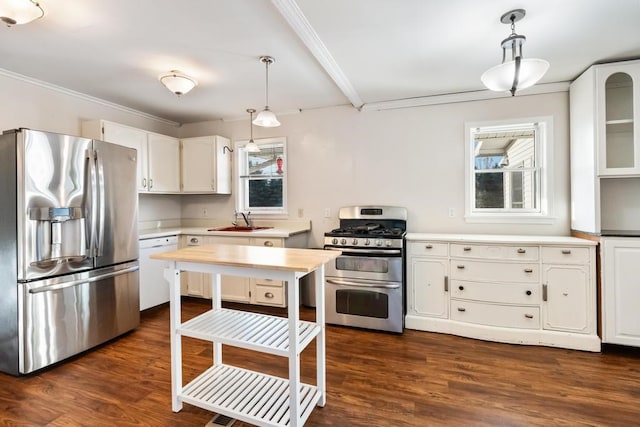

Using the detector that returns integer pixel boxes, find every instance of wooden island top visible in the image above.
[151,243,340,272]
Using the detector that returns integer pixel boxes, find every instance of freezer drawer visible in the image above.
[19,262,140,374]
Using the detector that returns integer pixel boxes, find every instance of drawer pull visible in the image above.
[444,276,449,292]
[463,247,472,252]
[524,268,533,273]
[526,290,532,296]
[458,285,464,291]
[425,244,433,249]
[264,292,274,299]
[142,178,147,188]
[457,307,466,312]
[190,237,199,244]
[524,314,534,319]
[542,284,548,301]
[517,248,526,254]
[562,249,572,254]
[264,241,274,247]
[457,265,465,269]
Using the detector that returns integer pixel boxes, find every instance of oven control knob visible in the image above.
[364,239,371,246]
[385,240,393,247]
[340,238,347,245]
[352,238,358,245]
[332,238,338,245]
[375,239,383,247]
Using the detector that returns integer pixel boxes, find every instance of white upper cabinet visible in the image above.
[597,63,640,176]
[180,135,231,194]
[147,132,180,193]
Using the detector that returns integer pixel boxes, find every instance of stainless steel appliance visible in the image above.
[0,128,140,375]
[323,206,407,333]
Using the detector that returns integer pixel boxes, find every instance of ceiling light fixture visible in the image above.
[481,9,549,96]
[0,0,44,26]
[253,56,280,127]
[159,70,197,96]
[245,109,260,153]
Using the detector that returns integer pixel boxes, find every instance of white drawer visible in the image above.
[451,244,539,261]
[451,259,539,283]
[254,284,285,306]
[451,280,539,305]
[541,246,590,264]
[407,241,448,257]
[450,299,540,329]
[253,238,283,248]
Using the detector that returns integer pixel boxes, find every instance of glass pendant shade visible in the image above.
[245,140,260,152]
[252,108,280,127]
[0,0,44,26]
[159,71,197,96]
[481,58,549,92]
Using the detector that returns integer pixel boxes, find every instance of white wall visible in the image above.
[180,92,571,247]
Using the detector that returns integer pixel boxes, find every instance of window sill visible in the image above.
[464,214,557,225]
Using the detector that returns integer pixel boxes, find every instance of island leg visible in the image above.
[166,265,183,412]
[212,272,222,366]
[287,273,301,426]
[314,266,326,407]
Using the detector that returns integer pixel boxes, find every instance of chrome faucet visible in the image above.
[240,211,253,227]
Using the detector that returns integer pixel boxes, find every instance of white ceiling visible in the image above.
[1,0,639,125]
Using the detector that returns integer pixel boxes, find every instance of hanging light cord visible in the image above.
[264,59,270,109]
[508,14,521,96]
[249,110,254,140]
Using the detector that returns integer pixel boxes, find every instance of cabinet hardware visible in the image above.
[517,248,526,254]
[457,307,466,312]
[458,285,464,291]
[524,314,534,319]
[142,178,147,188]
[444,276,449,292]
[264,292,274,299]
[463,247,472,251]
[562,249,572,254]
[190,237,198,244]
[457,265,465,269]
[526,290,532,296]
[264,241,274,247]
[542,284,548,301]
[149,179,153,189]
[425,244,433,249]
[524,268,533,273]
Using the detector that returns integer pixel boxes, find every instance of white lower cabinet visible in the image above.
[406,234,600,352]
[602,237,640,347]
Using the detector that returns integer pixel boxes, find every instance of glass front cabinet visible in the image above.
[597,62,640,176]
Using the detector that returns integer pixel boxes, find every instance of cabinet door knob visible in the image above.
[457,307,466,312]
[457,265,465,269]
[425,244,433,249]
[149,178,153,189]
[190,237,198,244]
[526,290,532,296]
[517,248,526,254]
[463,247,472,252]
[264,241,274,247]
[524,268,533,273]
[142,178,147,188]
[562,249,572,254]
[458,285,464,291]
[524,314,534,319]
[265,292,274,299]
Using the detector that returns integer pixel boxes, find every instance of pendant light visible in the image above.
[159,70,197,96]
[245,109,260,153]
[0,0,44,26]
[481,9,549,96]
[253,56,280,127]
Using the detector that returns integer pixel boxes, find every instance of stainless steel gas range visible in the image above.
[323,206,407,333]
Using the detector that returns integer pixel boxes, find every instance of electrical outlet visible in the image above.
[324,208,331,218]
[448,208,455,218]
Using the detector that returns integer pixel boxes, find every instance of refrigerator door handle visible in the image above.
[86,149,98,257]
[28,265,140,294]
[95,149,106,257]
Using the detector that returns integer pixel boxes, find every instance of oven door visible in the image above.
[325,277,403,333]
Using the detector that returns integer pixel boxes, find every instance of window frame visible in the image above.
[235,136,288,217]
[464,116,555,224]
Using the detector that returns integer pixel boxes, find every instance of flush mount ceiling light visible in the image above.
[253,56,280,127]
[0,0,44,26]
[159,70,197,96]
[245,109,260,153]
[481,9,549,96]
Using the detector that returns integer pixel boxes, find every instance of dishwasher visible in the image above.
[139,235,178,310]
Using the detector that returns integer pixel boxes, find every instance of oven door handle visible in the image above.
[326,278,401,289]
[325,247,402,256]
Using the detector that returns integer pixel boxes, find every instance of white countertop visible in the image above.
[139,220,311,240]
[405,233,597,246]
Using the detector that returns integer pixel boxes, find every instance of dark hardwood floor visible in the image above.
[1,298,639,426]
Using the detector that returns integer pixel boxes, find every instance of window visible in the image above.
[464,117,554,223]
[236,137,287,215]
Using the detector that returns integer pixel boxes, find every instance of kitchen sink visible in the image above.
[208,226,273,232]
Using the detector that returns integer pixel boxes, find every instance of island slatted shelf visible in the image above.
[152,243,340,427]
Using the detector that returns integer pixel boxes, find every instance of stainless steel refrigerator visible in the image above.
[0,128,140,375]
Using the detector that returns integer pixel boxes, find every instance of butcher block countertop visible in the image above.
[151,243,340,273]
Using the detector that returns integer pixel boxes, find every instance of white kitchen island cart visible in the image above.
[152,244,340,427]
